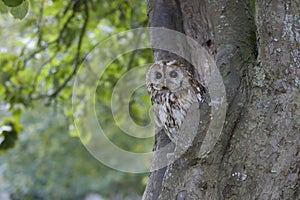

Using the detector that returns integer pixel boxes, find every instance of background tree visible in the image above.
[0,0,149,150]
[0,0,151,199]
[143,0,299,199]
[0,105,147,199]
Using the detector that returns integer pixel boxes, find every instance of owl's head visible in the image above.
[146,60,189,92]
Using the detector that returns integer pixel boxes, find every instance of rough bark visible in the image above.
[240,0,300,198]
[144,0,300,199]
[144,0,215,199]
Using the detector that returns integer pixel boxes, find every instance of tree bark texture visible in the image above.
[144,0,299,199]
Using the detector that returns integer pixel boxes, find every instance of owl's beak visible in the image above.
[160,86,168,90]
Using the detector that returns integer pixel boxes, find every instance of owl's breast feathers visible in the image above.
[150,87,189,125]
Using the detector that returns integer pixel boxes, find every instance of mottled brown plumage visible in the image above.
[146,60,205,142]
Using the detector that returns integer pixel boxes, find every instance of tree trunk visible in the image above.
[143,0,300,199]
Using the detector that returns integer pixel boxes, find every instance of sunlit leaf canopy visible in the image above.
[0,0,153,151]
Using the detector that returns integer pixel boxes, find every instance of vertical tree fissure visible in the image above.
[144,0,299,199]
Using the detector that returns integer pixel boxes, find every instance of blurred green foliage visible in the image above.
[0,0,153,199]
[0,106,147,199]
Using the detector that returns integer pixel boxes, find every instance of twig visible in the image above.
[47,1,89,100]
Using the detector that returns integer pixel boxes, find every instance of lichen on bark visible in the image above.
[144,0,300,199]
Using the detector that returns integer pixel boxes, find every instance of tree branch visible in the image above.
[47,1,89,101]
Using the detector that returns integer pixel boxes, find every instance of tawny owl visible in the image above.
[146,60,206,142]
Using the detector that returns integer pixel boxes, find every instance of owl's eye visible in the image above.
[169,70,178,78]
[155,72,162,79]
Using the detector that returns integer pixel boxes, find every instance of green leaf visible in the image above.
[2,0,24,7]
[10,0,28,20]
[0,0,8,13]
[12,108,22,121]
[0,118,22,151]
